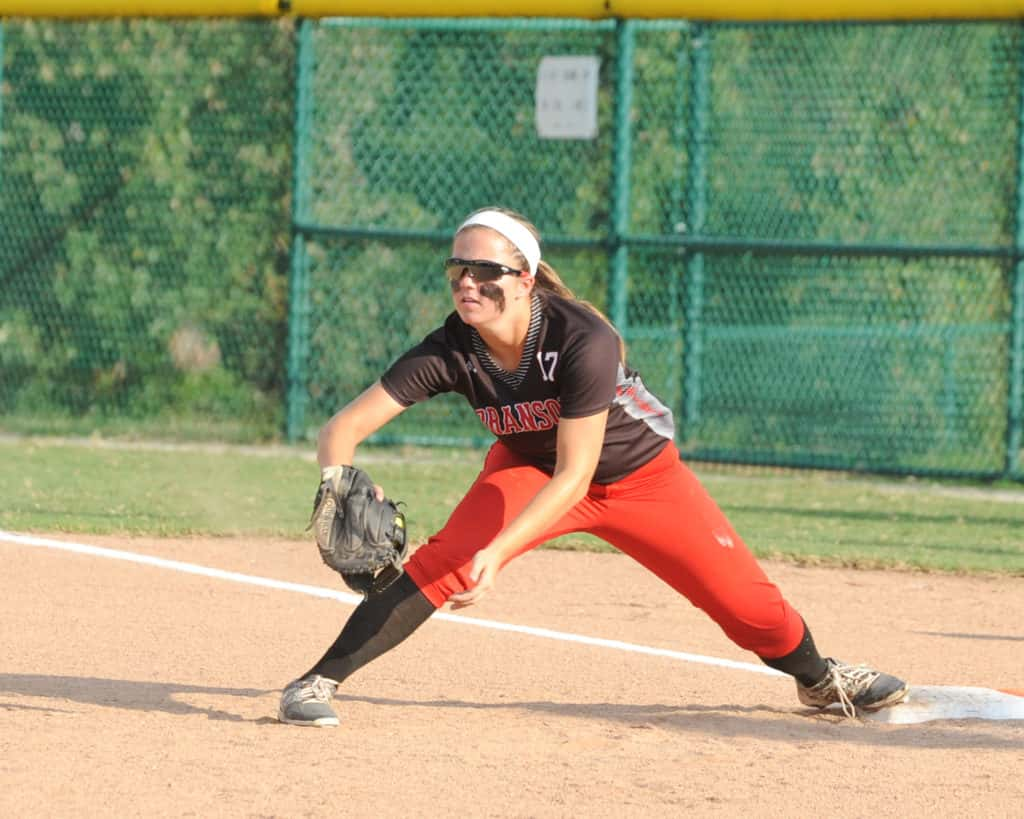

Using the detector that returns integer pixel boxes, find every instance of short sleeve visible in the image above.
[379,330,458,407]
[558,320,620,419]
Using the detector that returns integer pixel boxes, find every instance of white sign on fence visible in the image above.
[535,56,600,140]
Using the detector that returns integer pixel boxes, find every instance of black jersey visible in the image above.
[379,293,674,483]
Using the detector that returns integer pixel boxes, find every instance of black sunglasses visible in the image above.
[444,257,525,290]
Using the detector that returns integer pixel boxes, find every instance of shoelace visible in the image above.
[825,663,880,718]
[292,676,335,704]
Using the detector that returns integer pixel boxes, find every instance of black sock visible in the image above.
[307,573,436,684]
[760,620,829,687]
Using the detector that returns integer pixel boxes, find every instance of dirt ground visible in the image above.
[2,532,1022,818]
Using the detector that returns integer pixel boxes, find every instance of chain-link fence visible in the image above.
[289,18,1024,479]
[0,19,295,439]
[2,18,1022,478]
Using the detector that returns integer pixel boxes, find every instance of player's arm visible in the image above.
[448,409,607,609]
[493,409,608,549]
[318,381,407,468]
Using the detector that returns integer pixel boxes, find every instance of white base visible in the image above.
[859,686,1024,724]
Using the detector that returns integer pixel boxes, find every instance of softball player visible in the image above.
[278,207,909,726]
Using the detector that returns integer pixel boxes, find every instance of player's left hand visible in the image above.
[449,546,502,609]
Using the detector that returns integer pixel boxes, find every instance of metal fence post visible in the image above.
[609,19,635,333]
[681,23,710,444]
[286,19,315,441]
[1012,270,1024,478]
[666,26,689,421]
[0,23,5,180]
[1008,30,1024,477]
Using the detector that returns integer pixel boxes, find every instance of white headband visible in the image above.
[458,210,541,276]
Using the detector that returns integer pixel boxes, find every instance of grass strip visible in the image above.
[1,438,1021,574]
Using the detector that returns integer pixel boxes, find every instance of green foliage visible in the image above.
[307,21,617,234]
[0,19,295,434]
[705,24,1019,244]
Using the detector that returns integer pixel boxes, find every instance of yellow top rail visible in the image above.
[3,0,1024,20]
[298,0,1024,19]
[1,0,278,15]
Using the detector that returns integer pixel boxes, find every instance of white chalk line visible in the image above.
[0,530,783,678]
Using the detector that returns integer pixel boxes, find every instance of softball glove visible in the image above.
[308,465,408,596]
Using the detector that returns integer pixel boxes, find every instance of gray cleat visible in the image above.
[278,674,340,727]
[797,658,909,717]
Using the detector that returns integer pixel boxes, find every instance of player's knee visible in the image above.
[712,597,803,657]
[404,544,473,608]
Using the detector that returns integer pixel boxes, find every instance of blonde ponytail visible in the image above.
[535,261,627,364]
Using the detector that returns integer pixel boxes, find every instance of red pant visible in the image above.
[405,442,805,659]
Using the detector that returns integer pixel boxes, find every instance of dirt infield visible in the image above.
[2,533,1022,818]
